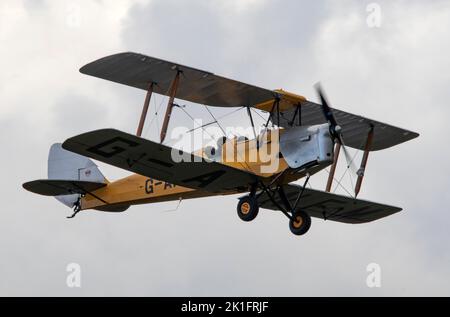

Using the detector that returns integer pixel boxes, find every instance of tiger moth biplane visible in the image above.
[23,52,419,236]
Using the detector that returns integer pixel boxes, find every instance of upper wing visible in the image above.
[81,52,418,151]
[62,129,259,193]
[23,179,106,196]
[270,99,419,151]
[80,52,275,108]
[257,184,402,224]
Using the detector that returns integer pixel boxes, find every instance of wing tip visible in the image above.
[22,180,53,196]
[62,128,120,150]
[79,51,139,75]
[22,180,34,192]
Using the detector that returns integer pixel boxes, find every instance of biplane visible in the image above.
[23,52,419,236]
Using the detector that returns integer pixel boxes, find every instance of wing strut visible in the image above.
[160,70,181,143]
[136,82,155,137]
[246,107,258,144]
[354,127,374,197]
[289,103,302,127]
[265,97,280,128]
[326,142,341,192]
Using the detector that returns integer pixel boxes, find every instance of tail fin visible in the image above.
[23,143,107,208]
[48,143,106,183]
[48,143,107,207]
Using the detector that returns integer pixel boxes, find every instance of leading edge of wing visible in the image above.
[79,52,276,108]
[62,128,259,193]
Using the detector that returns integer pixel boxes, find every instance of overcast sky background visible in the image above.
[1,0,449,296]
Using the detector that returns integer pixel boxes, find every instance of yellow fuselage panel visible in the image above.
[82,174,195,210]
[219,130,288,177]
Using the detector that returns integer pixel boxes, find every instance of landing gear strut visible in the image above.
[236,175,312,236]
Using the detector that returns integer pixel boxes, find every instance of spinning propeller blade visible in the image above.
[315,83,356,172]
[315,83,341,142]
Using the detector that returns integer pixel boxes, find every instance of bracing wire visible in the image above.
[324,168,355,197]
[186,107,245,134]
[331,137,367,195]
[202,105,254,172]
[142,83,173,140]
[251,107,269,122]
[143,92,159,139]
[250,107,274,148]
[178,106,217,141]
[333,149,359,194]
[204,105,227,136]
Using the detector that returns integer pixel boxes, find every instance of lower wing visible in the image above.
[258,184,402,224]
[62,128,259,193]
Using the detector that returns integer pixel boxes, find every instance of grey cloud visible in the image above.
[1,0,449,296]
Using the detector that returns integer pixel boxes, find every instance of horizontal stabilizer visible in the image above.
[258,184,402,224]
[62,129,258,192]
[23,179,106,196]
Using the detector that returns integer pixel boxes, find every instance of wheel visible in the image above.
[237,196,259,222]
[289,210,311,236]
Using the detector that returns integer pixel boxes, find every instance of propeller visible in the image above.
[315,83,342,142]
[315,83,357,172]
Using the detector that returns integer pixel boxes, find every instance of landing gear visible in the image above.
[289,210,311,236]
[237,174,313,236]
[236,189,312,236]
[237,196,259,222]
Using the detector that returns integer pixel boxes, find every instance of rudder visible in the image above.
[48,143,107,207]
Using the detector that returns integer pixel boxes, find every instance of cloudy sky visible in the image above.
[1,0,449,296]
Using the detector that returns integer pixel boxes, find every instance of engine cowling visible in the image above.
[280,123,334,170]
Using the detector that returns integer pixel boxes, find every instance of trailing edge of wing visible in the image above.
[62,128,259,193]
[270,99,419,151]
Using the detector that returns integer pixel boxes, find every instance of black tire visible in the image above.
[237,196,259,222]
[289,210,311,236]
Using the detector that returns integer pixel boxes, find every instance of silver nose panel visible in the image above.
[280,124,334,170]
